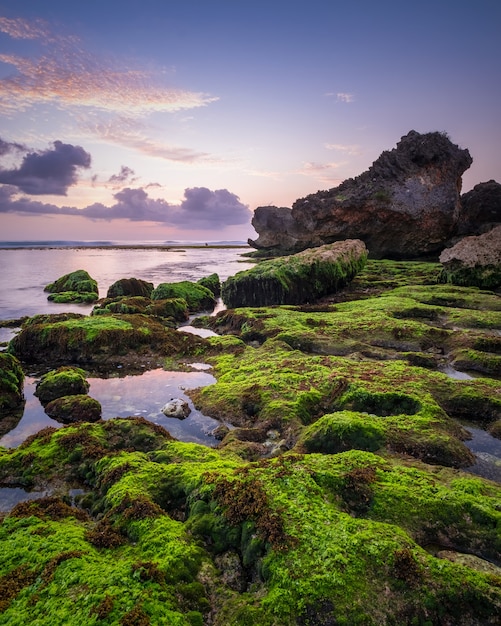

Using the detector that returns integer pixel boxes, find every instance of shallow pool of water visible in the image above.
[0,366,221,448]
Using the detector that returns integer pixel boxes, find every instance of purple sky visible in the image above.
[0,1,500,241]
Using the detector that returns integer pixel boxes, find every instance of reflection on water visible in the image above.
[0,367,220,448]
[463,425,501,483]
[0,486,49,512]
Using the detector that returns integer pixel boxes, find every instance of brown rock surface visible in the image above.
[439,225,501,288]
[249,130,473,259]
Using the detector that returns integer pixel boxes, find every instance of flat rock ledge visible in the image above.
[439,225,501,289]
[222,239,368,307]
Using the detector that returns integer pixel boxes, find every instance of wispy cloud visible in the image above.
[86,117,212,163]
[336,92,354,103]
[324,143,361,155]
[0,17,217,116]
[297,161,345,186]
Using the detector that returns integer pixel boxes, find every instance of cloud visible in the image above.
[108,166,137,186]
[297,161,345,186]
[0,140,91,195]
[0,185,251,230]
[0,17,217,116]
[87,117,211,163]
[336,93,354,103]
[0,137,26,156]
[324,143,361,155]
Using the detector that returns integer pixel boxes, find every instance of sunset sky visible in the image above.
[0,0,500,242]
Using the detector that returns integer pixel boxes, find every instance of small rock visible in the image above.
[161,398,191,419]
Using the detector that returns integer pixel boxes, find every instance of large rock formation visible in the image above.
[249,130,473,259]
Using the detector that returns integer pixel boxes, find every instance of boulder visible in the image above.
[439,225,501,289]
[457,180,501,236]
[35,366,90,405]
[8,313,205,367]
[249,130,473,259]
[44,394,102,423]
[44,269,99,303]
[106,277,154,299]
[197,273,221,297]
[161,398,191,418]
[222,240,367,307]
[152,281,216,312]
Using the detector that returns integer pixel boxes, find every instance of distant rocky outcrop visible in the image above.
[249,130,473,259]
[439,225,501,289]
[222,240,367,307]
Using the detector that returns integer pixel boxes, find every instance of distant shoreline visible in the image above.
[0,244,251,251]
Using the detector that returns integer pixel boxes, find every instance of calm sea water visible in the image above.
[0,242,254,449]
[0,241,254,321]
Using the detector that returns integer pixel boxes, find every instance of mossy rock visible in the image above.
[44,394,101,423]
[8,313,206,367]
[0,352,24,415]
[152,281,216,312]
[197,273,221,297]
[222,240,368,307]
[44,269,98,303]
[298,411,386,454]
[106,277,154,299]
[47,290,99,303]
[35,366,90,405]
[92,295,189,323]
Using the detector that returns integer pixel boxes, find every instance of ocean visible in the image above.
[0,241,255,448]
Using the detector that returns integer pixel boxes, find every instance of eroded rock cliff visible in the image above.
[249,130,473,259]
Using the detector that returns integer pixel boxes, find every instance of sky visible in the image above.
[0,0,500,242]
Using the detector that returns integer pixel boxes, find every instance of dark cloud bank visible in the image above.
[0,138,250,229]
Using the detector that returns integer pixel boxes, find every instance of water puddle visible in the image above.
[0,367,220,448]
[463,425,501,483]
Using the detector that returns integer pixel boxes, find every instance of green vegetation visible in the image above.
[1,259,500,624]
[0,353,24,415]
[0,422,499,625]
[92,295,189,324]
[44,269,99,303]
[152,281,216,312]
[35,367,90,405]
[222,241,368,307]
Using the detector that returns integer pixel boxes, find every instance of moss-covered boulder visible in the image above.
[44,394,101,423]
[92,295,189,324]
[152,281,216,312]
[8,313,206,367]
[106,277,154,299]
[0,352,24,416]
[35,367,89,405]
[198,273,221,297]
[44,269,99,303]
[222,240,368,307]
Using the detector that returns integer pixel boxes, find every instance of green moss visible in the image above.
[152,281,216,312]
[44,269,99,303]
[44,394,102,424]
[9,313,206,365]
[299,411,386,454]
[92,296,189,323]
[222,242,368,307]
[197,273,221,297]
[35,366,89,405]
[0,352,24,414]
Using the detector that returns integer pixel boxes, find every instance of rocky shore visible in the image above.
[1,132,500,624]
